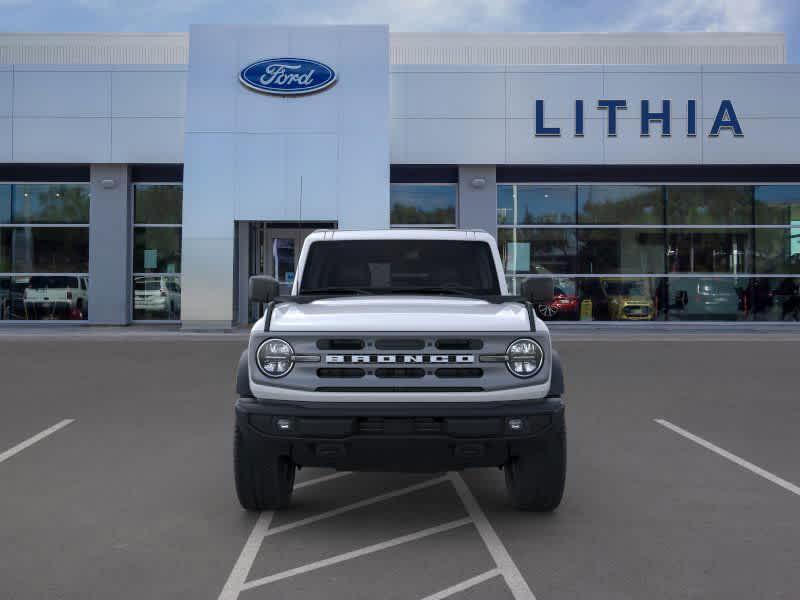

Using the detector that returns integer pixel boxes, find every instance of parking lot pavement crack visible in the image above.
[419,568,502,600]
[240,517,473,592]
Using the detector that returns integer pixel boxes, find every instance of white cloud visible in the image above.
[281,0,524,31]
[622,0,780,32]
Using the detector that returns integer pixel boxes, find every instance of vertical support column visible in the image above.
[88,164,131,325]
[458,166,497,237]
[236,221,250,327]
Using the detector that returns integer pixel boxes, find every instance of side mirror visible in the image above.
[249,275,280,303]
[521,277,554,304]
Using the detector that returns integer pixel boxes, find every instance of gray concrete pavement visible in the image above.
[0,334,798,599]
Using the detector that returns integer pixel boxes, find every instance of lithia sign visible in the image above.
[535,99,743,138]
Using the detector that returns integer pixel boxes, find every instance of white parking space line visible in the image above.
[0,419,75,465]
[419,569,501,600]
[241,518,473,592]
[263,475,450,537]
[218,475,448,600]
[448,473,537,600]
[295,471,352,489]
[655,418,800,497]
[218,511,275,600]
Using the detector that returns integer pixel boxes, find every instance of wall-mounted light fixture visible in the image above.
[470,177,487,189]
[101,178,117,189]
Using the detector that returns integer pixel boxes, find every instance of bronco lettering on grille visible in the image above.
[326,354,474,364]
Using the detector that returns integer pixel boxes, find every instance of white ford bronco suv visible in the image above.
[234,229,566,511]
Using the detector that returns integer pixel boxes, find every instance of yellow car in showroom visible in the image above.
[600,278,655,321]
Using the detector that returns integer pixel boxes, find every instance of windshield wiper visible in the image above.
[299,286,374,296]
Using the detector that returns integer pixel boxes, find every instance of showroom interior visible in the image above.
[0,28,798,326]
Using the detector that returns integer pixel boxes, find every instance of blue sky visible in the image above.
[2,0,798,62]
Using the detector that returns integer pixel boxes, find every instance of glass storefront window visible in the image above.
[1,184,90,225]
[1,228,89,273]
[745,277,800,321]
[755,228,800,274]
[578,229,665,274]
[498,185,575,225]
[132,184,182,320]
[133,275,181,320]
[666,229,753,274]
[133,227,181,273]
[133,185,182,225]
[667,277,747,321]
[497,183,800,322]
[498,228,577,275]
[1,182,89,321]
[578,185,663,225]
[666,186,752,225]
[390,184,457,226]
[755,185,800,225]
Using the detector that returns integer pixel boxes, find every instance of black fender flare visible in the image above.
[549,348,565,397]
[236,349,254,398]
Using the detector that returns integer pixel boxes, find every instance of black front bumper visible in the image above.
[235,397,565,472]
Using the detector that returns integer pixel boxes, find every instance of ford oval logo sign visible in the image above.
[239,58,337,96]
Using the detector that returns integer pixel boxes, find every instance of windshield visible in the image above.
[29,276,79,289]
[299,240,501,296]
[604,281,647,296]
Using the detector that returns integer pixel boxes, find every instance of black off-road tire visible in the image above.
[234,424,295,510]
[504,431,566,511]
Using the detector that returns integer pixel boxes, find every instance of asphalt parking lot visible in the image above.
[1,329,799,599]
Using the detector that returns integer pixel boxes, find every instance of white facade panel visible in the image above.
[0,118,11,160]
[289,134,338,221]
[603,70,701,119]
[507,117,605,164]
[235,86,339,134]
[183,27,238,134]
[13,117,111,162]
[180,237,236,326]
[111,117,184,163]
[14,70,110,117]
[606,118,702,164]
[701,71,800,118]
[111,70,186,117]
[234,134,291,221]
[182,132,235,238]
[0,69,11,117]
[702,118,799,164]
[403,118,504,164]
[402,71,505,118]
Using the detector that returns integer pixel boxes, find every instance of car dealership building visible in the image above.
[0,27,798,327]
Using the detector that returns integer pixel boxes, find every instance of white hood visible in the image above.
[266,296,533,332]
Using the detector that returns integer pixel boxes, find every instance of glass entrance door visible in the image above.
[248,222,335,322]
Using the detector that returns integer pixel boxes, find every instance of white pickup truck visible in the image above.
[235,229,566,511]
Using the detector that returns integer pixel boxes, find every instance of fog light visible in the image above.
[507,418,524,432]
[275,418,293,432]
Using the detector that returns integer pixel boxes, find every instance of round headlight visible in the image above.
[256,338,294,378]
[506,338,544,378]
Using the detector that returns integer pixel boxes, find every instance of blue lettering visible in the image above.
[641,99,671,137]
[687,100,697,136]
[709,99,743,136]
[535,100,560,136]
[597,100,627,136]
[575,100,584,137]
